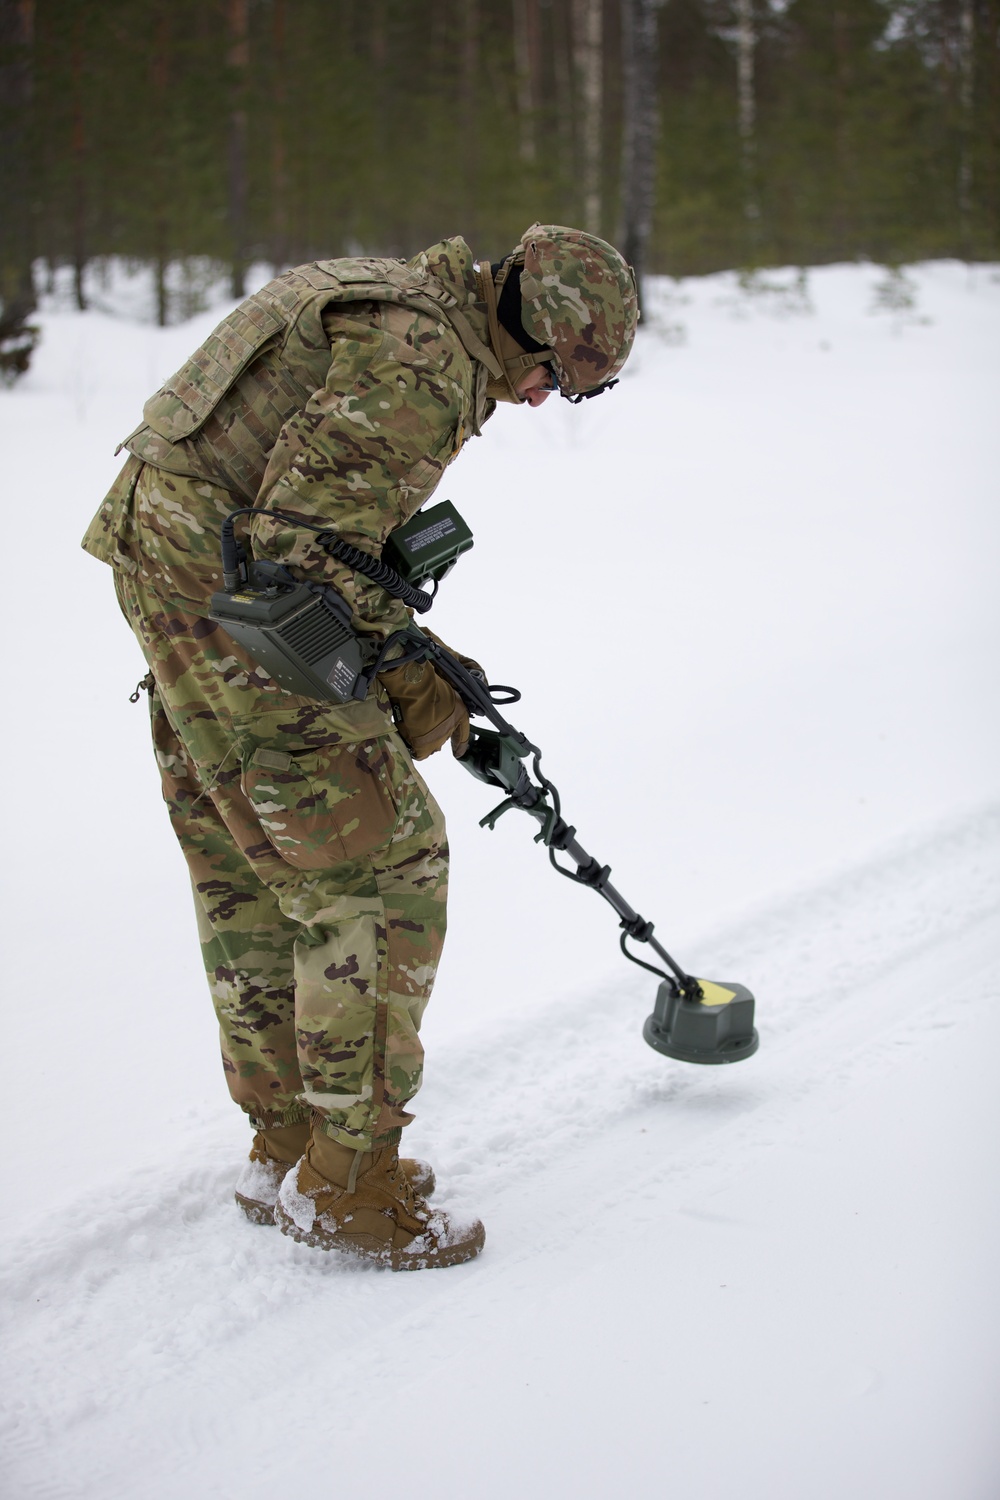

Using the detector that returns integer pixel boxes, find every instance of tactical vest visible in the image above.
[119,256,502,504]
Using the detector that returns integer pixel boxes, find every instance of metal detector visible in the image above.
[417,630,759,1066]
[210,501,759,1065]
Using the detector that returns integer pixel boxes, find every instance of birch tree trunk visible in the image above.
[0,0,37,322]
[70,10,87,310]
[573,0,604,234]
[227,0,249,299]
[513,0,541,164]
[461,0,480,245]
[957,0,975,254]
[619,0,659,307]
[831,3,852,258]
[550,0,576,219]
[735,0,760,242]
[270,0,288,272]
[368,0,389,252]
[152,0,170,326]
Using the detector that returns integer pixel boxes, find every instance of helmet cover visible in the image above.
[515,224,638,397]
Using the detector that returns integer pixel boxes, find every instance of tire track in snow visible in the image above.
[4,800,997,1283]
[418,798,1000,1191]
[1,800,998,1480]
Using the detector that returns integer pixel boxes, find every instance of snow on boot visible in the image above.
[235,1122,310,1225]
[235,1125,436,1225]
[274,1132,484,1271]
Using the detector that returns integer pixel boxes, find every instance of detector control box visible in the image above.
[209,564,370,704]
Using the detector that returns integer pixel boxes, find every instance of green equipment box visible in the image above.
[381,500,473,586]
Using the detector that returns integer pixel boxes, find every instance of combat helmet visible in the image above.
[480,223,638,404]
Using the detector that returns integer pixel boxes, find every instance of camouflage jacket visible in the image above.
[81,238,499,636]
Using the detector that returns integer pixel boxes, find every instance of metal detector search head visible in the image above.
[643,978,759,1064]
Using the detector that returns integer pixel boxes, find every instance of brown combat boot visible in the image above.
[274,1131,485,1271]
[235,1121,436,1226]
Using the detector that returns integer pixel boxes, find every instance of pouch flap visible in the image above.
[311,257,384,285]
[238,696,394,745]
[308,257,419,292]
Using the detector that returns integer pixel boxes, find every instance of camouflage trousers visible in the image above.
[115,568,449,1151]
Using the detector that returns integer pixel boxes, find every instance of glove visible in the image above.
[378,630,485,761]
[379,657,470,760]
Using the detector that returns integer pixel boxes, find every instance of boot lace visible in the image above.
[384,1153,428,1224]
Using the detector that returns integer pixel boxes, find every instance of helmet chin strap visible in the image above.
[476,259,553,404]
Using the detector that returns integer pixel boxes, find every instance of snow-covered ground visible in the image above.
[2,259,998,1499]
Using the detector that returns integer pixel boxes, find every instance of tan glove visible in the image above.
[379,657,469,760]
[378,630,484,761]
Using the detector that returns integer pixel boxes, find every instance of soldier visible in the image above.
[82,224,637,1270]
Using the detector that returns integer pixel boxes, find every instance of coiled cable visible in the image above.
[315,530,434,612]
[220,506,434,612]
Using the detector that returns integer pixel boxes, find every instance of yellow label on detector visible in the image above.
[695,979,736,1008]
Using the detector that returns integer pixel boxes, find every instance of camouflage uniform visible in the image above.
[82,227,637,1159]
[83,239,494,1150]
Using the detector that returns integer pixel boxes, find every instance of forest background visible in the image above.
[1,0,998,347]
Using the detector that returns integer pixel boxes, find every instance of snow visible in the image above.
[2,259,998,1498]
